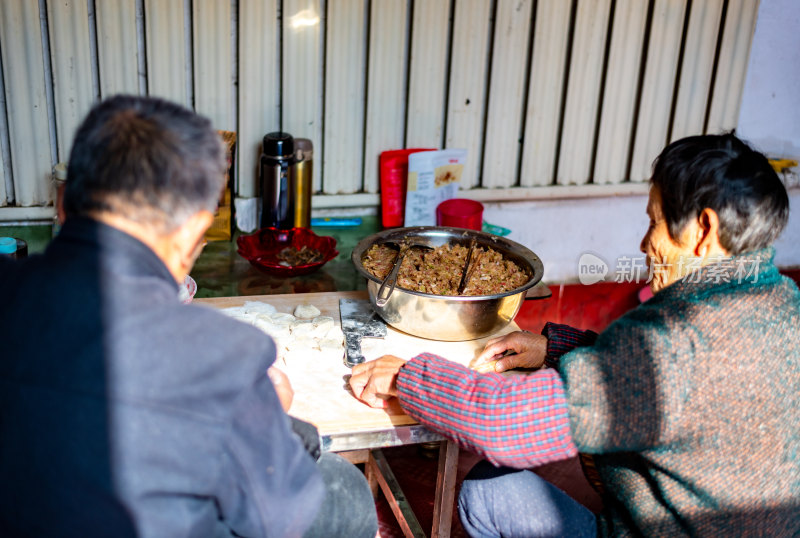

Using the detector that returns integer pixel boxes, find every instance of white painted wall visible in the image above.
[482,0,800,283]
[483,196,650,284]
[737,0,800,158]
[485,191,800,284]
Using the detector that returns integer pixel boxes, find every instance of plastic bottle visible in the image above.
[0,237,27,259]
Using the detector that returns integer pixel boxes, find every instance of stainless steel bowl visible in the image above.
[352,226,544,341]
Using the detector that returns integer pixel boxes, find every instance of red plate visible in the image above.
[237,227,338,277]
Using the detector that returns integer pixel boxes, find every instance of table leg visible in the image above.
[365,457,380,499]
[369,449,427,538]
[432,440,459,538]
[335,441,458,537]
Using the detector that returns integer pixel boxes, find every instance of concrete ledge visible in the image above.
[0,206,54,223]
[309,184,652,209]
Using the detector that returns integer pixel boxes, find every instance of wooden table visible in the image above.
[196,290,519,537]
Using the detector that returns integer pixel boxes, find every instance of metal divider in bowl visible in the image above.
[374,241,434,307]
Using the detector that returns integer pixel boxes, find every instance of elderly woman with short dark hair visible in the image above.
[349,133,800,536]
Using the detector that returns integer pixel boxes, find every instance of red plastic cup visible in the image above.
[436,198,484,230]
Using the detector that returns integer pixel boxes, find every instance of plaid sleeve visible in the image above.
[542,322,599,369]
[396,353,578,469]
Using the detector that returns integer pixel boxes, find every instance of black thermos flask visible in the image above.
[260,132,297,229]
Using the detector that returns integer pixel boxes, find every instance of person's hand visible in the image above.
[348,355,406,408]
[473,331,548,373]
[267,366,294,411]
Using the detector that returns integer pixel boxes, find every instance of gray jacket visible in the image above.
[0,217,324,537]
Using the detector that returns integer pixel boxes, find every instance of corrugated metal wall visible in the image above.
[0,0,758,217]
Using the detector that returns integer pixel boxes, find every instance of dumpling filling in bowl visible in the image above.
[362,243,528,296]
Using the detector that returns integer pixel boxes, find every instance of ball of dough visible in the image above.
[284,335,319,353]
[242,301,278,315]
[293,304,321,319]
[252,318,291,340]
[269,312,296,326]
[289,319,315,336]
[220,306,249,320]
[318,336,344,353]
[309,316,335,338]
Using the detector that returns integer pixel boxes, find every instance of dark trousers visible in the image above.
[458,460,597,538]
[303,453,378,538]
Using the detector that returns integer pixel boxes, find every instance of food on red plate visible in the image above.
[277,245,323,267]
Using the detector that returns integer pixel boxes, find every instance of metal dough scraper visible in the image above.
[339,298,387,368]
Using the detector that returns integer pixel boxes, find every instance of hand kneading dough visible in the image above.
[293,304,321,319]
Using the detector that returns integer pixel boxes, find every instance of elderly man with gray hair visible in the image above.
[0,95,377,537]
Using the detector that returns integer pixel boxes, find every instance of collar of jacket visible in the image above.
[55,216,178,291]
